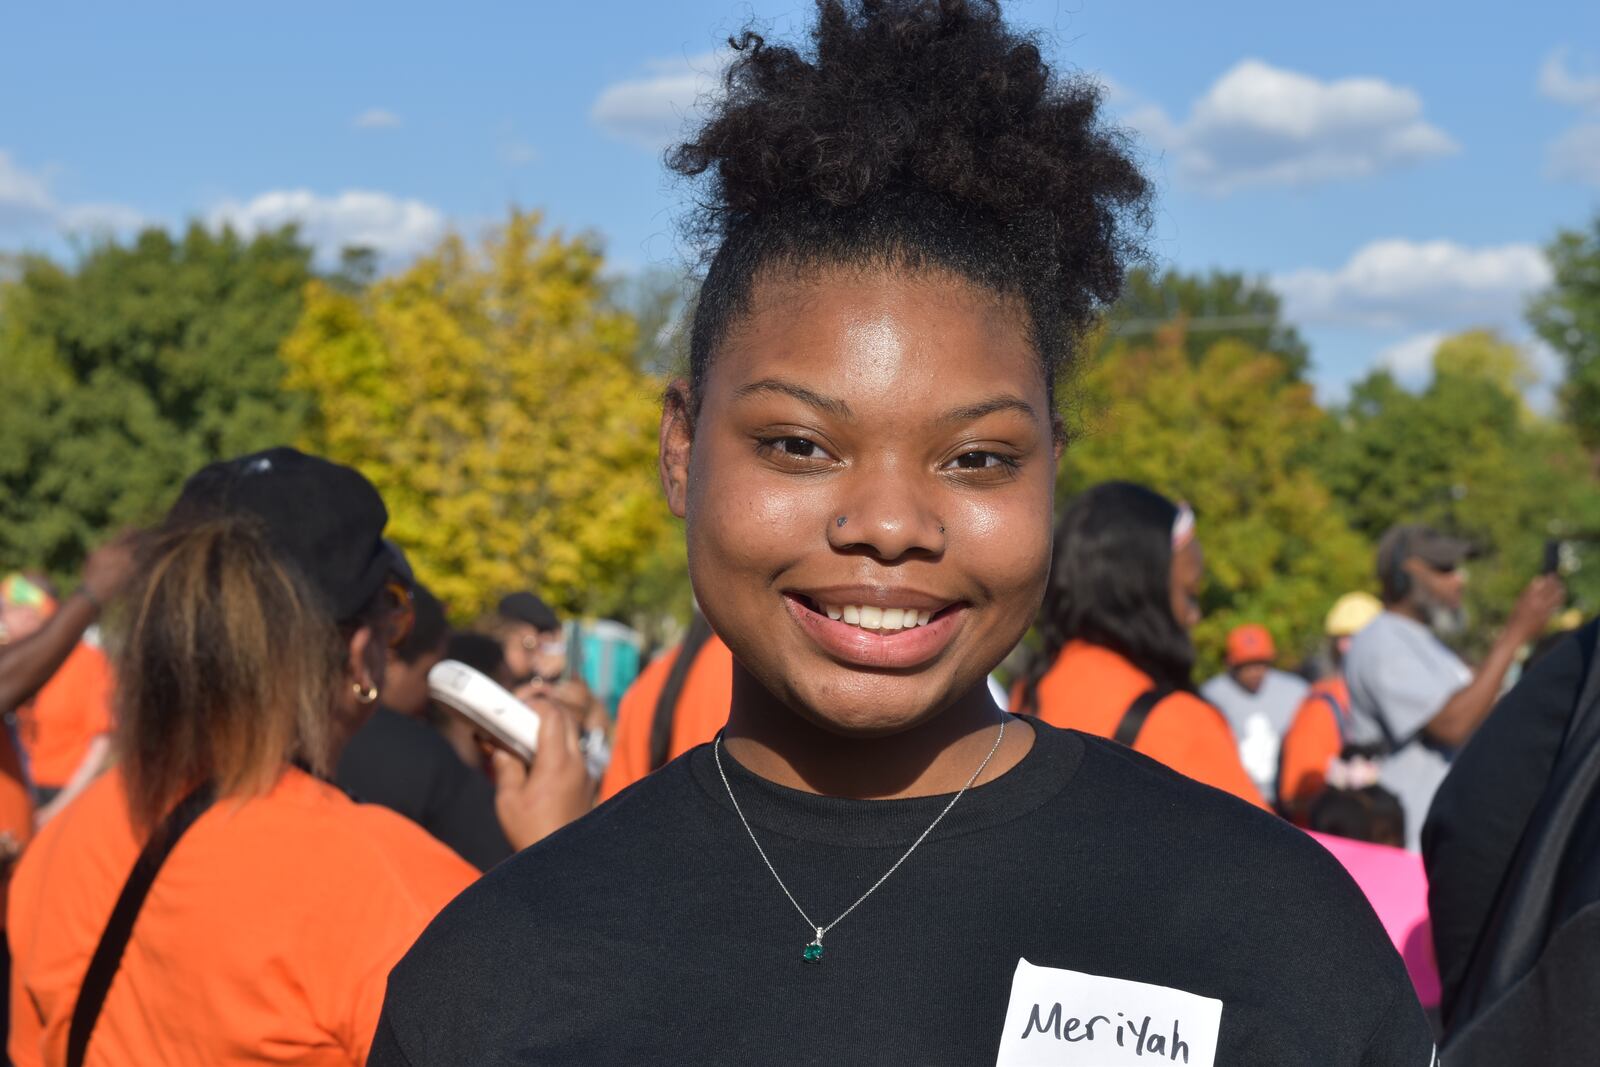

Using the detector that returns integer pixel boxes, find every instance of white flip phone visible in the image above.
[427,659,541,763]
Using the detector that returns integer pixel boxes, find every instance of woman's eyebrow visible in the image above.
[732,378,853,418]
[937,395,1035,424]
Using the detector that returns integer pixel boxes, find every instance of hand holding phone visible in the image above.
[428,659,541,763]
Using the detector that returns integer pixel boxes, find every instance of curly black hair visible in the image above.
[670,0,1150,410]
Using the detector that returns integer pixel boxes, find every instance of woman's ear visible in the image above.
[660,380,694,520]
[345,624,383,694]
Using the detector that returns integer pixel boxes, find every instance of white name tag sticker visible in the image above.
[995,958,1222,1066]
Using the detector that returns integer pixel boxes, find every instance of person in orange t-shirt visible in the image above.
[599,614,732,802]
[1278,592,1384,823]
[2,573,117,821]
[7,449,490,1067]
[1014,482,1266,809]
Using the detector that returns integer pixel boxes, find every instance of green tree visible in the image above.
[1316,330,1600,650]
[0,224,315,580]
[1061,324,1369,677]
[1528,214,1600,451]
[282,210,688,626]
[1101,266,1311,378]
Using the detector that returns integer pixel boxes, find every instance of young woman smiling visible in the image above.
[371,3,1434,1063]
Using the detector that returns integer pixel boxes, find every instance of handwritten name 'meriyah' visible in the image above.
[1020,1003,1192,1063]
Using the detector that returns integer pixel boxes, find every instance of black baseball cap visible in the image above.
[497,591,560,632]
[169,446,397,622]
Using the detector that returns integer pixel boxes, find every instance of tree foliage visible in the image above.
[1529,214,1600,451]
[1101,266,1311,378]
[281,210,687,625]
[0,224,314,579]
[1061,324,1369,677]
[1315,330,1600,650]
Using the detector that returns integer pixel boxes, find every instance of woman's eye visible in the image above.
[947,451,1015,470]
[756,436,832,463]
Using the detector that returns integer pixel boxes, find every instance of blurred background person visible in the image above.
[0,539,135,1049]
[1423,614,1600,1063]
[1278,591,1384,822]
[599,611,731,802]
[1201,623,1309,803]
[9,446,485,1066]
[493,592,612,768]
[0,573,116,825]
[336,582,519,871]
[1304,752,1441,1018]
[1014,481,1266,808]
[1344,524,1563,849]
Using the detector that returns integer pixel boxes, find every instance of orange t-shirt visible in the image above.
[1277,676,1349,823]
[598,635,732,802]
[8,765,477,1067]
[1014,640,1268,809]
[17,641,114,789]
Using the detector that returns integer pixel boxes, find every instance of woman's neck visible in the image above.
[721,665,1033,799]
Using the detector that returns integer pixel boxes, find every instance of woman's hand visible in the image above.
[490,695,595,851]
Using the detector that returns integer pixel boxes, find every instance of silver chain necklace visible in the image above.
[713,718,1006,964]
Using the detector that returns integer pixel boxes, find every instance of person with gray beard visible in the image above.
[1343,524,1563,849]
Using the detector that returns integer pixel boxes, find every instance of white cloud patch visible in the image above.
[353,108,403,130]
[1540,49,1600,187]
[1539,48,1600,110]
[1377,331,1447,383]
[209,189,445,264]
[1274,239,1551,331]
[590,50,730,150]
[0,150,143,235]
[1125,59,1457,194]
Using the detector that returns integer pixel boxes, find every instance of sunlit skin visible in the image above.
[659,267,1060,798]
[1169,538,1205,632]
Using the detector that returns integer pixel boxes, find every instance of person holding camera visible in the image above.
[1342,524,1563,850]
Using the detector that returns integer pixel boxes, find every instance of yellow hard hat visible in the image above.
[1326,592,1383,637]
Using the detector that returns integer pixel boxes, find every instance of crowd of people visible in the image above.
[1,1,1595,1064]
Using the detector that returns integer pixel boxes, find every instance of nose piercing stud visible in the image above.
[836,516,848,527]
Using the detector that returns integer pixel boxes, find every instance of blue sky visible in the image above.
[3,0,1598,402]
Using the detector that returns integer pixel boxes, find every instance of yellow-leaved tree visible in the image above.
[281,210,686,624]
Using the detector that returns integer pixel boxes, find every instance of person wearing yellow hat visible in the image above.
[1200,623,1310,803]
[1277,592,1384,823]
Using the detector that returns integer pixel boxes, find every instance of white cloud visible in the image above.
[209,189,445,264]
[0,150,143,236]
[1274,239,1551,330]
[1549,123,1600,185]
[1126,59,1457,194]
[1377,331,1446,382]
[353,108,403,130]
[1539,49,1600,110]
[590,50,730,151]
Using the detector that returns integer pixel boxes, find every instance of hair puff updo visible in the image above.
[670,0,1151,412]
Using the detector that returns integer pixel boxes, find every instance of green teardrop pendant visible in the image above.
[802,941,824,963]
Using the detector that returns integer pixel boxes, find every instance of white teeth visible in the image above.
[818,604,935,631]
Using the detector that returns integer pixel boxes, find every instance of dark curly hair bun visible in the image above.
[672,0,1150,399]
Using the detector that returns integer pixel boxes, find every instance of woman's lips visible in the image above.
[782,593,965,669]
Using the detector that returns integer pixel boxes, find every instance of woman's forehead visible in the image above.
[707,266,1047,407]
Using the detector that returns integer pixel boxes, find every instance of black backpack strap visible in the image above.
[648,613,715,772]
[67,781,217,1067]
[1114,686,1173,748]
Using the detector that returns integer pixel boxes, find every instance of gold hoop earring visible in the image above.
[352,683,378,705]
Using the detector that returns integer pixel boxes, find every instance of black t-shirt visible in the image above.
[371,721,1433,1065]
[335,706,512,872]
